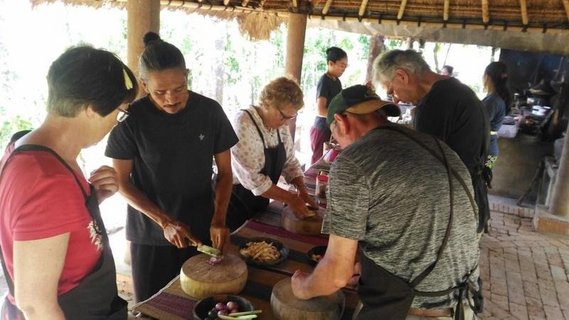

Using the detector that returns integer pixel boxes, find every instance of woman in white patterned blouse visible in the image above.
[226,77,317,231]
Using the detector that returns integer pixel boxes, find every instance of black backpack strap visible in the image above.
[376,126,484,315]
[0,144,89,297]
[376,125,477,217]
[13,145,89,198]
[243,109,267,149]
[409,137,454,287]
[373,126,455,286]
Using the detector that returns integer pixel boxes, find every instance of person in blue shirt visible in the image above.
[482,61,510,169]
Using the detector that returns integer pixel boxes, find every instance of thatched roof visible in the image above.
[33,0,569,32]
[31,0,569,54]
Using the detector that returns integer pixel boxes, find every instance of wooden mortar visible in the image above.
[180,253,247,299]
[281,206,325,235]
[271,278,344,320]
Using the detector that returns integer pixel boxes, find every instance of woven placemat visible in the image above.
[132,277,195,320]
[245,220,328,246]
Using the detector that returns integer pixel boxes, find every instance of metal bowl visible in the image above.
[238,237,289,267]
[193,294,254,320]
[306,245,327,266]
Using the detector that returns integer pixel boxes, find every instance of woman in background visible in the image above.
[227,77,317,231]
[0,46,138,319]
[482,61,510,170]
[310,47,348,164]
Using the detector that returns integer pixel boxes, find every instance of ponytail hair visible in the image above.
[485,61,511,112]
[139,31,186,80]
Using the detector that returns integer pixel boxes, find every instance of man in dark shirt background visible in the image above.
[373,49,491,233]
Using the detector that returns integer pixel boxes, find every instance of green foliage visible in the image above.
[224,34,240,86]
[386,38,404,50]
[0,114,33,150]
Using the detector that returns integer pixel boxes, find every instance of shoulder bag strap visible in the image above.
[410,137,454,287]
[376,126,477,215]
[374,126,454,287]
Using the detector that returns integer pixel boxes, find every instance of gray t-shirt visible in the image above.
[322,125,480,308]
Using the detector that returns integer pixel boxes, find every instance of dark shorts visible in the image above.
[310,118,331,164]
[130,243,198,302]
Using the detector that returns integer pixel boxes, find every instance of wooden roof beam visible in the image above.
[519,0,528,26]
[358,0,369,18]
[322,0,333,15]
[443,0,449,21]
[563,0,569,22]
[481,0,489,24]
[397,0,407,20]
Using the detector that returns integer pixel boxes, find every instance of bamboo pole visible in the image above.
[519,0,528,26]
[443,0,449,21]
[242,0,250,7]
[358,0,369,18]
[481,0,489,24]
[397,0,407,20]
[224,0,230,6]
[291,0,297,8]
[322,0,333,15]
[563,0,569,22]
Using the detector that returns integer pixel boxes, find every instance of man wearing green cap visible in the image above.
[291,84,481,319]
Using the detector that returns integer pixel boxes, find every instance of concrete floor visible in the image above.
[491,133,553,200]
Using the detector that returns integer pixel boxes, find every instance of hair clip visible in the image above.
[123,68,134,90]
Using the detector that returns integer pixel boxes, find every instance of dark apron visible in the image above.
[0,145,127,320]
[227,110,286,231]
[355,126,482,320]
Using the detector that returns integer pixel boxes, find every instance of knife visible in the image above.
[197,244,222,257]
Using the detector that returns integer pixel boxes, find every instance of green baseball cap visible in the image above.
[327,85,401,125]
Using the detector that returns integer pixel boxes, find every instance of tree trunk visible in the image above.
[366,34,386,85]
[214,32,225,104]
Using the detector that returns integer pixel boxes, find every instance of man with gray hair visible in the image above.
[373,49,490,233]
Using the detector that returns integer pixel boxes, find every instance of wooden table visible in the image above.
[132,160,360,319]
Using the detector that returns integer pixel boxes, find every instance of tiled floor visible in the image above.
[480,201,569,320]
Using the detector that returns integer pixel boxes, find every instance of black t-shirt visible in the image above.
[105,92,238,245]
[314,73,342,130]
[414,78,489,173]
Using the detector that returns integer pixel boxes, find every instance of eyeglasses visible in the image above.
[277,108,297,121]
[117,107,130,122]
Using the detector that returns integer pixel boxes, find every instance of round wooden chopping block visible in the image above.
[281,206,324,235]
[270,278,344,320]
[180,253,247,299]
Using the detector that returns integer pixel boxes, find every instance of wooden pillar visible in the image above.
[127,0,160,78]
[123,0,160,265]
[285,13,307,141]
[550,135,569,219]
[366,35,386,85]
